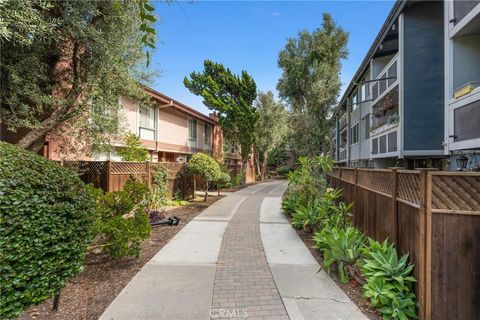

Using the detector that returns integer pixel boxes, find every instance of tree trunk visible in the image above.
[255,149,261,179]
[241,158,248,185]
[261,152,269,181]
[204,180,208,202]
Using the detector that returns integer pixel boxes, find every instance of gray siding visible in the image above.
[403,1,445,151]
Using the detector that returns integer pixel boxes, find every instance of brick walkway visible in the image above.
[211,186,289,320]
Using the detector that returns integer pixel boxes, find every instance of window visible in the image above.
[139,106,155,140]
[204,123,212,147]
[361,82,370,101]
[139,106,155,129]
[351,122,359,144]
[188,118,197,147]
[351,93,358,111]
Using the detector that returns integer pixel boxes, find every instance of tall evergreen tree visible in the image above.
[277,13,348,157]
[184,60,257,181]
[254,91,289,180]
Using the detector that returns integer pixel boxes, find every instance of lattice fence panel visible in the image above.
[357,169,392,195]
[341,168,356,183]
[397,171,420,205]
[431,174,480,211]
[63,161,108,174]
[111,162,147,174]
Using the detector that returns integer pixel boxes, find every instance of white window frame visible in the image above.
[188,118,198,147]
[351,93,359,111]
[138,105,156,140]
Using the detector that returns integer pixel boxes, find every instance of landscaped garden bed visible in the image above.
[281,156,418,320]
[19,196,222,320]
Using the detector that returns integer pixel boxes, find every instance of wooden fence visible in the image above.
[62,161,195,199]
[328,167,480,320]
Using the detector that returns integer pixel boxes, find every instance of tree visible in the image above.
[1,0,155,155]
[277,13,348,157]
[188,153,221,201]
[184,60,257,183]
[118,132,150,161]
[254,91,289,181]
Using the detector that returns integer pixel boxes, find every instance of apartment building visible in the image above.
[333,0,479,170]
[444,1,480,170]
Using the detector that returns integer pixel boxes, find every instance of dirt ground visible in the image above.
[292,225,381,320]
[20,195,224,320]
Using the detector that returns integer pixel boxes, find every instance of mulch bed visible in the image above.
[20,195,224,320]
[291,225,381,320]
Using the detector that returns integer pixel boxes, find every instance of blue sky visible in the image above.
[150,1,395,114]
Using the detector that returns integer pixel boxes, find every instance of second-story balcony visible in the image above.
[371,53,398,108]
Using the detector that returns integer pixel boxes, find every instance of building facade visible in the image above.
[332,0,480,171]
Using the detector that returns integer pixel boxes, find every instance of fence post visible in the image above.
[146,161,151,186]
[391,168,398,244]
[353,168,358,226]
[107,161,112,193]
[424,172,433,320]
[417,170,427,320]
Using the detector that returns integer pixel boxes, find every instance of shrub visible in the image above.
[90,178,151,258]
[360,238,418,320]
[0,142,96,319]
[276,165,293,176]
[232,171,244,187]
[216,172,232,195]
[149,164,170,208]
[313,226,364,283]
[291,198,322,231]
[118,132,149,161]
[188,153,221,201]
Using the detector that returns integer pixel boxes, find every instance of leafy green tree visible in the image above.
[118,133,150,162]
[184,60,257,183]
[1,0,155,155]
[277,13,348,157]
[254,91,289,180]
[188,153,221,201]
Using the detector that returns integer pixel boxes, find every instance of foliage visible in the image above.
[136,0,157,66]
[291,198,322,231]
[253,91,289,180]
[313,226,364,283]
[184,60,257,179]
[0,142,96,318]
[276,165,294,176]
[268,140,290,167]
[149,164,170,208]
[277,13,348,157]
[188,153,222,201]
[286,156,333,206]
[361,239,418,320]
[216,172,232,193]
[1,0,154,154]
[232,171,245,187]
[118,133,150,162]
[281,194,301,215]
[90,177,151,258]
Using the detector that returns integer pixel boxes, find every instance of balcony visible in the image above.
[339,114,347,130]
[339,148,347,161]
[371,54,399,107]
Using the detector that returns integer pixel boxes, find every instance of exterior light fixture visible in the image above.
[456,155,468,171]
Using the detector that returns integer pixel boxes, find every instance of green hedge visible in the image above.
[0,142,96,318]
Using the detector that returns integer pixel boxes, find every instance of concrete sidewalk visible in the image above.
[100,181,366,320]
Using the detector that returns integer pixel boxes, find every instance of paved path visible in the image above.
[100,181,367,320]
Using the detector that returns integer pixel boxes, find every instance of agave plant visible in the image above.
[291,198,322,231]
[363,277,418,320]
[313,226,365,283]
[361,241,416,292]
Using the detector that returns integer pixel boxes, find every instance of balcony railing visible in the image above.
[371,54,399,106]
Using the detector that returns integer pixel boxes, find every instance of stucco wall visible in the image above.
[158,108,189,146]
[120,97,139,135]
